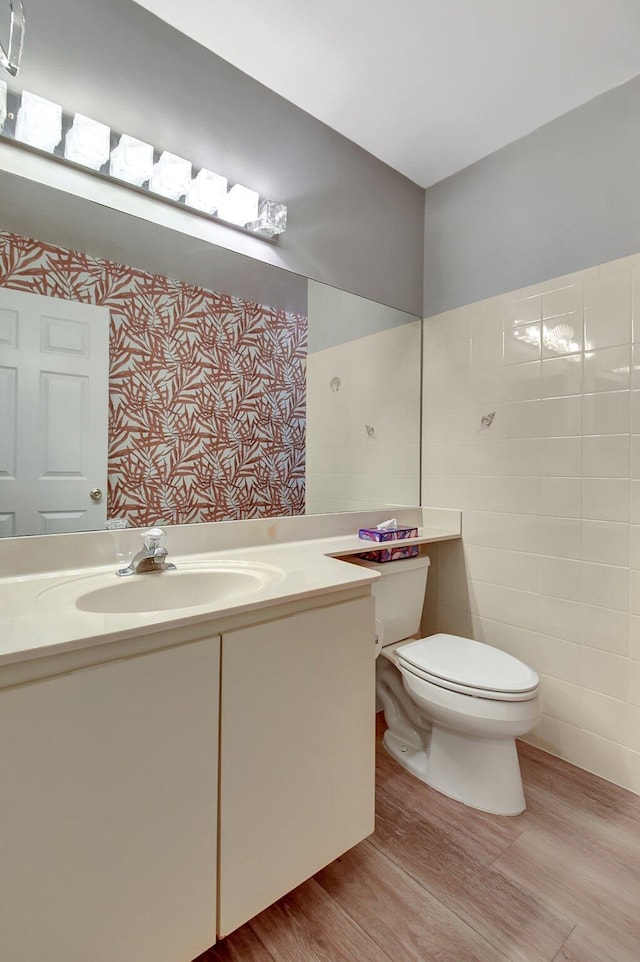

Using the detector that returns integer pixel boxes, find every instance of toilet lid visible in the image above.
[396,633,539,695]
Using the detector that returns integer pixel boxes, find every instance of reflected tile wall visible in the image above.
[306,321,421,513]
[422,252,640,794]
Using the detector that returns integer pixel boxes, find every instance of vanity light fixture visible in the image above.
[185,168,228,214]
[216,183,259,226]
[249,199,288,237]
[150,150,192,200]
[64,113,111,171]
[109,133,155,186]
[0,86,288,240]
[15,89,61,152]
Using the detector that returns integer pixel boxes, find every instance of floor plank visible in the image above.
[552,920,640,962]
[376,733,525,864]
[315,838,510,961]
[518,742,640,872]
[492,823,640,952]
[193,722,640,962]
[371,789,573,962]
[553,922,640,962]
[193,925,275,962]
[249,878,391,962]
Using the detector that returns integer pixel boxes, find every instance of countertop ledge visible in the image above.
[0,510,460,671]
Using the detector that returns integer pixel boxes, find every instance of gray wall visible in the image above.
[423,73,640,316]
[10,0,425,315]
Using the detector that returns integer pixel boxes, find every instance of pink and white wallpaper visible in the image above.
[0,231,307,526]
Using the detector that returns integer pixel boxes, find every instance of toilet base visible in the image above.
[383,725,526,816]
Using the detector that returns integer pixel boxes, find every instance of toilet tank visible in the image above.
[357,554,430,645]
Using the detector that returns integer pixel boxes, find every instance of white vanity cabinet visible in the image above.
[0,586,377,959]
[0,636,220,962]
[218,594,376,936]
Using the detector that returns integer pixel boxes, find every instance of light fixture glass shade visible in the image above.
[0,80,7,131]
[185,168,228,214]
[15,90,62,152]
[217,183,259,227]
[109,133,154,186]
[248,198,288,237]
[64,113,111,170]
[0,0,25,78]
[149,150,192,200]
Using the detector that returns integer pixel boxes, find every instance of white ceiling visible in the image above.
[133,0,640,188]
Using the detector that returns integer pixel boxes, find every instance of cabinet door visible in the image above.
[0,637,220,962]
[218,595,375,936]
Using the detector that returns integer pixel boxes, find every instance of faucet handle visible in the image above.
[142,526,165,550]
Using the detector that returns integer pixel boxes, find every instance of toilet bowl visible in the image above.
[364,554,540,815]
[379,635,540,815]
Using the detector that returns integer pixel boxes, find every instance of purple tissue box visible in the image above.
[358,525,418,543]
[358,545,420,563]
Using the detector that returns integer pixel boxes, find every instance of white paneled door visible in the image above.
[0,289,109,536]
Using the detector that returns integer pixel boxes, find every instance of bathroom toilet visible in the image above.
[368,553,540,815]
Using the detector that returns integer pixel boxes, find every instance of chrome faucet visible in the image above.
[116,527,177,577]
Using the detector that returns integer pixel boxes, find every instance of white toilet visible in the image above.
[369,553,540,816]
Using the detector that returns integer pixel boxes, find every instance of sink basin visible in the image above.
[38,561,284,615]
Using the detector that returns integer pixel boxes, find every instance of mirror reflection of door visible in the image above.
[0,289,109,537]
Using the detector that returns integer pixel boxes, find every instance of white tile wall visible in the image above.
[306,321,421,513]
[422,253,640,794]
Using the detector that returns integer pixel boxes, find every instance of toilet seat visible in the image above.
[396,633,539,702]
[397,660,539,701]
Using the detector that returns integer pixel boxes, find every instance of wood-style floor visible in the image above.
[195,718,640,962]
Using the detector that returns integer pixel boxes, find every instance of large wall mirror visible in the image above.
[0,168,421,537]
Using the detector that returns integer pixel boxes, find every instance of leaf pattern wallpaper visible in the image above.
[0,231,307,526]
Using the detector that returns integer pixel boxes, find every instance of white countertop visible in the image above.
[0,510,461,672]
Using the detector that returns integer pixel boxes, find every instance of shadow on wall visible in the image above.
[422,539,473,638]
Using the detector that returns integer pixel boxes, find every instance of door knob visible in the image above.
[89,487,103,502]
